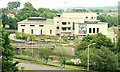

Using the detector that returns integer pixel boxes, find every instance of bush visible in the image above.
[14,55,43,62]
[61,36,68,42]
[66,60,74,65]
[15,32,36,41]
[14,55,33,61]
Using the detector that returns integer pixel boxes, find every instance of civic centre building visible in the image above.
[18,12,108,38]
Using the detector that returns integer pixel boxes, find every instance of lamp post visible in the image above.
[87,43,95,71]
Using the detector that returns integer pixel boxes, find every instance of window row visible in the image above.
[57,26,71,30]
[62,22,71,25]
[86,16,96,19]
[62,22,75,30]
[21,25,44,27]
[21,29,52,35]
[62,27,71,31]
[89,28,99,33]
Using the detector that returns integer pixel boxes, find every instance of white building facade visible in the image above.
[18,12,108,38]
[18,17,56,35]
[54,12,108,37]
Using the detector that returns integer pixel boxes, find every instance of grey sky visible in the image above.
[0,0,120,9]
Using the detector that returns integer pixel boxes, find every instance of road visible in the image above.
[17,62,60,70]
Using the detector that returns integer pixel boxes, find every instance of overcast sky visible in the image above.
[0,0,120,9]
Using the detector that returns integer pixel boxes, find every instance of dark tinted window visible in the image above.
[97,28,99,33]
[93,28,95,33]
[89,28,92,33]
[30,25,35,27]
[62,22,67,25]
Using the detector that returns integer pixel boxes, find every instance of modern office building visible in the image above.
[18,12,108,38]
[54,12,108,38]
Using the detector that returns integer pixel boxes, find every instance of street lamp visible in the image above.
[87,43,96,71]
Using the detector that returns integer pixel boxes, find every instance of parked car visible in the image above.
[27,41,36,45]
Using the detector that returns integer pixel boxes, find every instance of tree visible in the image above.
[8,17,18,29]
[15,2,38,21]
[75,33,118,71]
[7,1,20,10]
[54,47,73,68]
[1,8,9,13]
[24,2,35,11]
[118,52,120,68]
[77,33,114,51]
[97,15,118,27]
[97,15,107,22]
[2,14,8,28]
[116,33,120,52]
[2,30,18,72]
[77,46,117,71]
[92,33,114,49]
[38,47,53,64]
[30,11,40,17]
[38,8,57,19]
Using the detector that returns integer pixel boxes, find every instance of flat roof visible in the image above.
[18,19,54,24]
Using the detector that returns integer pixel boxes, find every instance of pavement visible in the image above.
[17,62,60,70]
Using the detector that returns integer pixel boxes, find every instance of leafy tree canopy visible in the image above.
[76,33,114,51]
[2,14,8,28]
[2,30,18,72]
[97,15,118,27]
[7,1,20,10]
[78,46,117,71]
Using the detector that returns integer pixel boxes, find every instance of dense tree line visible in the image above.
[1,1,58,29]
[75,33,120,71]
[16,2,58,21]
[97,15,118,27]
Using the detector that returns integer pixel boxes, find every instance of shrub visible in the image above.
[14,55,43,62]
[61,36,68,42]
[66,60,74,65]
[14,55,33,61]
[15,32,36,41]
